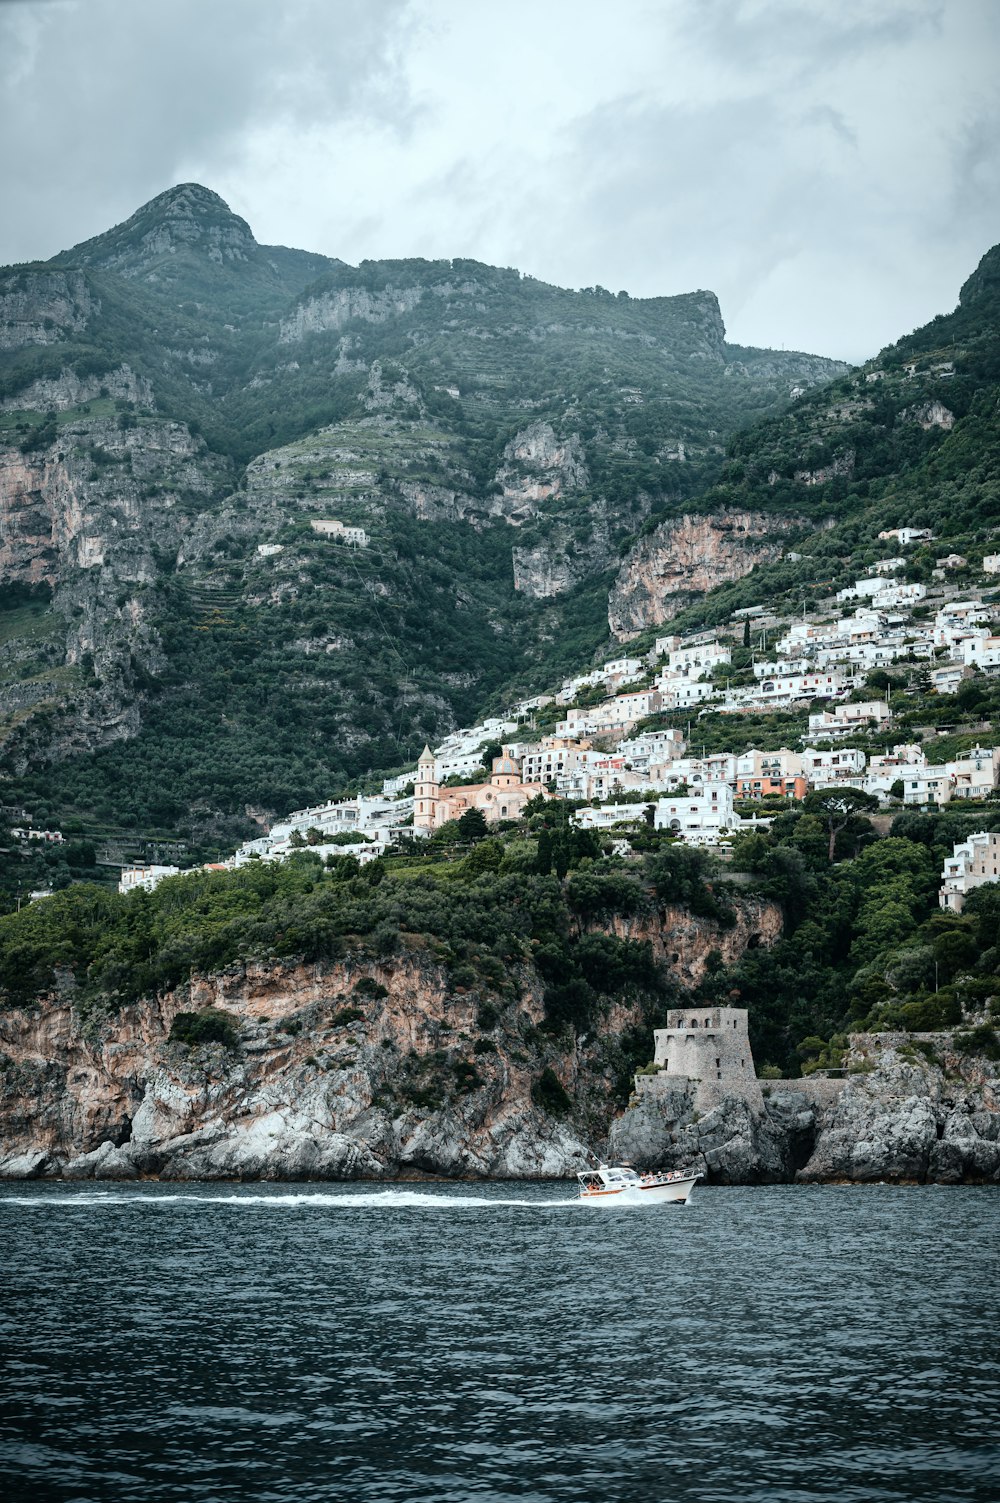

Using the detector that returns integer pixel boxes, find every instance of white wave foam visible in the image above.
[1,1188,583,1210]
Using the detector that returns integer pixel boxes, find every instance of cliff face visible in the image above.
[0,954,616,1182]
[0,406,228,767]
[795,1032,1000,1184]
[595,897,783,988]
[608,509,805,639]
[0,269,96,351]
[610,1031,1000,1185]
[0,893,783,1182]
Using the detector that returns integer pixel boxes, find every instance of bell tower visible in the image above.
[414,745,439,830]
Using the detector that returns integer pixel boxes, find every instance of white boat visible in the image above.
[576,1163,701,1206]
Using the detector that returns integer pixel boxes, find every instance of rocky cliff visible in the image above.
[610,1031,1000,1185]
[0,952,624,1182]
[0,889,785,1182]
[608,508,806,639]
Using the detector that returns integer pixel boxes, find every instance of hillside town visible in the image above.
[118,540,1000,914]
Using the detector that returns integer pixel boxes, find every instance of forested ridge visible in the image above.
[2,797,998,1082]
[0,184,844,844]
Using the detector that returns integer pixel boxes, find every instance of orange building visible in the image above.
[735,775,808,801]
[414,747,553,831]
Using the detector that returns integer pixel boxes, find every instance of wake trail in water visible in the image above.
[1,1189,583,1210]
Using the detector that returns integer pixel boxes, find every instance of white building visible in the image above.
[871,582,926,610]
[898,749,997,808]
[555,690,663,738]
[750,669,847,704]
[264,792,414,849]
[877,527,934,545]
[653,783,734,842]
[664,640,731,678]
[933,602,990,649]
[950,747,1000,801]
[961,636,1000,672]
[518,738,593,786]
[930,663,972,694]
[616,728,686,771]
[310,519,369,546]
[806,700,892,740]
[656,678,716,709]
[119,864,181,894]
[737,748,805,779]
[982,554,1000,575]
[903,766,955,807]
[940,831,1000,913]
[837,577,883,603]
[571,783,733,844]
[803,747,867,782]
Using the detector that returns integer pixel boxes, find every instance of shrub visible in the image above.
[353,977,388,999]
[532,1066,572,1117]
[953,1025,1000,1061]
[453,1060,481,1093]
[332,1006,365,1027]
[168,1008,238,1048]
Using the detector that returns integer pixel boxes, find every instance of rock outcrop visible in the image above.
[609,1031,1000,1185]
[0,889,785,1182]
[796,1032,1000,1184]
[0,955,601,1181]
[608,509,805,639]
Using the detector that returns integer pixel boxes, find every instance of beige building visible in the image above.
[413,747,552,831]
[632,1007,764,1113]
[940,831,1000,913]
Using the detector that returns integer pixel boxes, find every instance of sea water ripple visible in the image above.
[1,1182,998,1502]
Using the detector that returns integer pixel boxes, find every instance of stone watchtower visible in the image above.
[414,745,439,831]
[639,1006,763,1113]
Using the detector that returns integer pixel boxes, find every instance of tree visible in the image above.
[457,807,488,843]
[803,788,880,863]
[743,617,751,648]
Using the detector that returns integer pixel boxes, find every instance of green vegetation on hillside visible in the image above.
[3,799,998,1078]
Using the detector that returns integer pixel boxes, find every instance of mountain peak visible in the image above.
[60,182,257,278]
[959,243,1000,308]
[146,183,234,216]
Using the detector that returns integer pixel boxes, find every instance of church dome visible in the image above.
[492,754,519,778]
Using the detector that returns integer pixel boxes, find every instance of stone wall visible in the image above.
[762,1076,847,1109]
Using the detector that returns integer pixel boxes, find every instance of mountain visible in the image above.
[610,242,1000,641]
[0,185,847,846]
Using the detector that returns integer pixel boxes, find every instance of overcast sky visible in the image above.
[3,0,999,362]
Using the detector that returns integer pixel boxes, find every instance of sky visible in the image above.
[2,0,999,363]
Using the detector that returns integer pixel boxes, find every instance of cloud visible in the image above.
[1,0,998,362]
[0,0,414,261]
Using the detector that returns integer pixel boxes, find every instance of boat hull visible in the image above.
[579,1175,699,1207]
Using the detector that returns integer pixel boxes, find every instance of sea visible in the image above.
[1,1182,998,1503]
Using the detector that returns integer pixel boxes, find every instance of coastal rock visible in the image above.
[797,1034,1000,1184]
[610,1088,788,1184]
[0,954,599,1182]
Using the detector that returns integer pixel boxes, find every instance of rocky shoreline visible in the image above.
[1,949,997,1185]
[611,1032,1000,1185]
